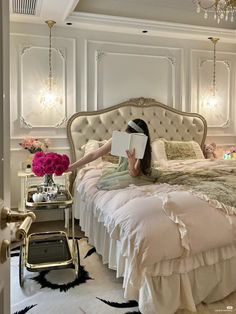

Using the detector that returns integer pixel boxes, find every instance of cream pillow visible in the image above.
[151,138,204,163]
[151,139,167,163]
[82,140,107,166]
[82,140,119,165]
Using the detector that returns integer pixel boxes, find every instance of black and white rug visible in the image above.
[11,238,140,314]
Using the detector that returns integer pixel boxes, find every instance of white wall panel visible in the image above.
[10,34,76,137]
[191,49,236,136]
[87,40,182,111]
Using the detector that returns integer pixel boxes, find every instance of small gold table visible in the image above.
[19,185,79,287]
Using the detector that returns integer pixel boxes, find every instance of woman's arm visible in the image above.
[126,149,141,177]
[68,139,112,172]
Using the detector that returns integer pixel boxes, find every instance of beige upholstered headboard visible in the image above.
[67,97,207,165]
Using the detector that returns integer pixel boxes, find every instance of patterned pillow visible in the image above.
[164,140,197,160]
[151,138,204,162]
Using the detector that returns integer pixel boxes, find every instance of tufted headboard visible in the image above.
[67,97,207,166]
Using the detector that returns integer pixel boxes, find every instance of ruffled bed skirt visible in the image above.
[74,195,236,314]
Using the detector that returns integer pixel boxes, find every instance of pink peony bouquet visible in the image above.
[32,152,70,176]
[19,137,50,154]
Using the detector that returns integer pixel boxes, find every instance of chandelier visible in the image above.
[206,37,220,108]
[196,0,236,23]
[40,20,62,108]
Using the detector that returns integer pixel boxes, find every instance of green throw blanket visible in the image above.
[154,168,236,210]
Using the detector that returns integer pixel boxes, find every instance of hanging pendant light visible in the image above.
[206,37,220,108]
[40,20,62,108]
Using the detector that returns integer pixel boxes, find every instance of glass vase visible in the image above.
[37,174,59,200]
[43,174,55,186]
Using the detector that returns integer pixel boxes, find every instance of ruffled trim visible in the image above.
[160,193,190,255]
[146,243,236,277]
[188,189,236,217]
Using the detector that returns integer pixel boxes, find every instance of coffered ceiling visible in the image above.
[74,0,236,29]
[9,0,236,30]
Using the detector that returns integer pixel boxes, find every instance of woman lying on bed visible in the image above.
[67,119,156,190]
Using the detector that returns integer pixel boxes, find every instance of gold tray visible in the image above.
[25,231,73,271]
[25,185,73,208]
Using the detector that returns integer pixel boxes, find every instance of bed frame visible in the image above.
[67,97,212,314]
[67,97,207,171]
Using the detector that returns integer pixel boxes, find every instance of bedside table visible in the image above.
[25,184,73,234]
[17,170,71,213]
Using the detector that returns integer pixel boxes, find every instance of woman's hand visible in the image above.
[126,148,136,167]
[126,149,140,177]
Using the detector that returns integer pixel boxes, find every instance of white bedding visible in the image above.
[74,159,236,313]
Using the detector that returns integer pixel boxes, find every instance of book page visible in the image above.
[111,131,147,159]
[111,131,131,158]
[129,133,148,159]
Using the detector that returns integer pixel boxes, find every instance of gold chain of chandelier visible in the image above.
[208,37,219,96]
[45,20,56,91]
[196,0,236,23]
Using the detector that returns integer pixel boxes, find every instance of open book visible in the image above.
[111,131,148,159]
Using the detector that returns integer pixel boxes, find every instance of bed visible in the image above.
[67,97,236,314]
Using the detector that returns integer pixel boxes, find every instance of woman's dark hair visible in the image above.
[126,118,151,175]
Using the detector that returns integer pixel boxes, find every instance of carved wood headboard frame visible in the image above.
[67,97,207,174]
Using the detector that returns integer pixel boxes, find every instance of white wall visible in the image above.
[9,20,236,208]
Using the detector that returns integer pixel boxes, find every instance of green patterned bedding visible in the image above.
[155,167,236,210]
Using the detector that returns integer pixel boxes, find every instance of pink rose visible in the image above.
[31,152,70,177]
[32,165,44,176]
[44,165,54,175]
[54,164,64,176]
[34,151,45,159]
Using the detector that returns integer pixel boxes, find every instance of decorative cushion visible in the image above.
[152,138,204,162]
[82,140,119,165]
[82,140,105,166]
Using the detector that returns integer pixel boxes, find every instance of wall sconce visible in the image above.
[40,20,62,108]
[206,36,220,108]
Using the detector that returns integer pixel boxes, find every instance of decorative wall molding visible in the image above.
[19,45,66,128]
[87,40,182,112]
[198,58,231,128]
[11,33,76,138]
[191,49,235,134]
[94,50,177,110]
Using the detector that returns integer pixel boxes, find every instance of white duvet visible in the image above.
[75,159,236,283]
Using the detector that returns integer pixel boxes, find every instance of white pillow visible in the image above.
[151,139,167,163]
[82,140,107,166]
[151,138,204,164]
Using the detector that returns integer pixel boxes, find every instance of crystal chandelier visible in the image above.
[206,37,220,108]
[40,20,62,108]
[196,0,236,23]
